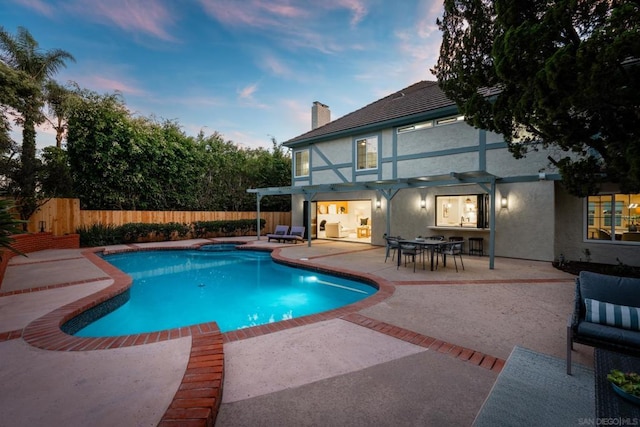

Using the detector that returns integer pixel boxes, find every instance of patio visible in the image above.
[0,238,593,426]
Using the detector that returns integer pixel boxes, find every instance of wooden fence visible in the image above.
[25,198,291,236]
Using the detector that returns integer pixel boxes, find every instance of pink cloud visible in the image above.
[238,82,259,99]
[84,76,147,96]
[10,0,55,17]
[327,0,368,26]
[261,54,293,78]
[67,0,177,42]
[198,0,368,53]
[198,0,308,29]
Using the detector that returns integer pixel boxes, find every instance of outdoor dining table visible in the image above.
[397,239,458,271]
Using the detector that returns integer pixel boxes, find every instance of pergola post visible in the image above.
[256,194,262,240]
[303,192,316,247]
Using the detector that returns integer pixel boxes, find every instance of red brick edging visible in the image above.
[342,313,505,372]
[18,247,224,427]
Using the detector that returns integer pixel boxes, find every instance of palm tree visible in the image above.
[0,26,75,227]
[44,80,76,148]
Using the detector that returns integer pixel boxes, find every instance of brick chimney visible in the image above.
[311,101,330,130]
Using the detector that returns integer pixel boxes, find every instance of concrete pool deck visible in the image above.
[0,238,593,426]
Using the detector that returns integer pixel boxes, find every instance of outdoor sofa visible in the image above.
[566,271,640,374]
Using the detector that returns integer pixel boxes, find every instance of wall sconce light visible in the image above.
[500,197,508,209]
[375,199,381,209]
[38,220,46,232]
[420,198,426,209]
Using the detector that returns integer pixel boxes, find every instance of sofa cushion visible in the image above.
[579,271,640,307]
[577,320,640,347]
[585,298,640,331]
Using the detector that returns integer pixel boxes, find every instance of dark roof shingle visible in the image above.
[284,81,457,146]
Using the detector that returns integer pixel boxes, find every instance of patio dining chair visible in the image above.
[399,242,424,272]
[428,235,446,266]
[439,241,465,272]
[384,234,400,263]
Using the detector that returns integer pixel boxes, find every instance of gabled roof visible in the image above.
[284,81,458,147]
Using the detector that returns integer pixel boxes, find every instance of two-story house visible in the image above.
[250,81,640,268]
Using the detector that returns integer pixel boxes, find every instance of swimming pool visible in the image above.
[72,247,376,336]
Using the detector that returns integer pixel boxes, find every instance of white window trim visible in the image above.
[355,136,378,171]
[435,115,465,126]
[294,149,310,178]
[397,121,433,134]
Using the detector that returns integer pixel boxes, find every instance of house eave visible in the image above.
[283,105,460,149]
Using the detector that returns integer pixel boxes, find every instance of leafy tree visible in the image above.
[433,0,640,197]
[66,90,208,210]
[244,138,291,211]
[65,90,132,209]
[0,26,75,224]
[0,198,26,258]
[66,88,291,212]
[40,146,74,198]
[0,62,38,148]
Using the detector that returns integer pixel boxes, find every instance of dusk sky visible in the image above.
[3,0,445,151]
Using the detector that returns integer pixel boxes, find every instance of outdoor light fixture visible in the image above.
[501,197,508,209]
[375,199,381,209]
[420,198,426,209]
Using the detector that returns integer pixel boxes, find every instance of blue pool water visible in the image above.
[74,247,376,336]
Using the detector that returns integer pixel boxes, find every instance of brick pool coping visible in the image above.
[2,240,507,426]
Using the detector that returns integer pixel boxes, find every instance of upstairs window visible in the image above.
[294,150,309,177]
[356,137,377,170]
[435,115,464,126]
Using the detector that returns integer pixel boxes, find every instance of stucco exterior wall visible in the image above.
[397,154,478,178]
[397,122,477,154]
[486,147,557,177]
[494,181,555,261]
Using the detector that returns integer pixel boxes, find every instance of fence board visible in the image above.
[26,198,291,236]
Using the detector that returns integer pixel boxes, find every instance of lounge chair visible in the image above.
[267,225,289,242]
[278,226,305,244]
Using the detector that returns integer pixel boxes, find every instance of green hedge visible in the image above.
[192,219,266,238]
[119,222,191,243]
[77,219,267,247]
[76,223,123,247]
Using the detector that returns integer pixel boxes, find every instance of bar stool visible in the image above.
[468,237,484,256]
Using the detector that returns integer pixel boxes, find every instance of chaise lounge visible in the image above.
[566,271,640,374]
[267,225,289,242]
[267,225,306,244]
